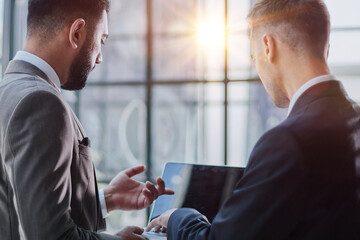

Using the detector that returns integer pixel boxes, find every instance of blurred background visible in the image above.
[0,0,359,233]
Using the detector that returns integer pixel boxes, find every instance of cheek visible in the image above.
[92,42,99,53]
[254,59,264,77]
[90,44,101,61]
[254,61,272,92]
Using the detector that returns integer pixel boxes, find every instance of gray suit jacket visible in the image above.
[0,144,26,239]
[0,60,120,239]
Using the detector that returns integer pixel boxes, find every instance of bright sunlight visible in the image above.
[196,21,226,51]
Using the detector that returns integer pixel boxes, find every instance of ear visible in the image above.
[69,18,86,50]
[262,34,276,63]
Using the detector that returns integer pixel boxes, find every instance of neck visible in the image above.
[283,57,330,102]
[23,36,71,85]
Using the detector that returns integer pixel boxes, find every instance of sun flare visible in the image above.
[196,21,226,50]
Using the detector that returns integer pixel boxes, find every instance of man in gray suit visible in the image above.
[0,0,173,239]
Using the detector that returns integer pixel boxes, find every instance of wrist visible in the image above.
[103,186,115,212]
[99,189,110,218]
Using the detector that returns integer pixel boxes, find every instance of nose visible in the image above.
[96,51,103,64]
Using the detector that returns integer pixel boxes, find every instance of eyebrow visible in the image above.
[102,34,109,39]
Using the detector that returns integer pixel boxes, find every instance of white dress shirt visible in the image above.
[287,74,339,116]
[13,50,109,218]
[13,51,62,92]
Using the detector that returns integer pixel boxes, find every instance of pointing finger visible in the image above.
[124,165,146,178]
[163,188,175,195]
[146,218,160,232]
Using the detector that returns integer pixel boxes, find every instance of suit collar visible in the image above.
[12,51,61,90]
[287,75,338,116]
[288,80,347,118]
[4,60,59,91]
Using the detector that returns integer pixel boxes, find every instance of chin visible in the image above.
[61,77,88,91]
[272,97,290,108]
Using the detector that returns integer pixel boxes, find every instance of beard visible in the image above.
[61,38,94,91]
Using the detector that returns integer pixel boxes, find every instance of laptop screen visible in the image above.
[149,162,245,223]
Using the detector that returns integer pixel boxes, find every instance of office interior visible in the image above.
[0,0,359,233]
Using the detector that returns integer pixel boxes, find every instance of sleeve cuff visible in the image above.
[99,189,110,218]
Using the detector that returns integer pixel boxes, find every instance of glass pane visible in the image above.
[153,36,225,81]
[0,0,4,78]
[228,33,253,80]
[228,0,250,34]
[78,86,147,181]
[227,0,255,80]
[88,39,146,82]
[228,82,249,167]
[13,0,28,53]
[153,36,198,80]
[228,104,248,167]
[328,31,360,66]
[108,0,147,36]
[153,0,225,81]
[61,90,78,111]
[196,0,225,80]
[151,83,225,177]
[325,0,360,28]
[152,0,197,35]
[341,77,360,103]
[198,43,225,81]
[228,82,287,167]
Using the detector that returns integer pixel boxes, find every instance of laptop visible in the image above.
[143,162,245,239]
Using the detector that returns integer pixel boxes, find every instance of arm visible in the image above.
[6,90,126,240]
[148,127,308,240]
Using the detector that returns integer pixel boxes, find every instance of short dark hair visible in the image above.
[247,0,330,57]
[27,0,110,39]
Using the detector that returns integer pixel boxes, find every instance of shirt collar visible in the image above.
[287,74,338,116]
[13,51,61,92]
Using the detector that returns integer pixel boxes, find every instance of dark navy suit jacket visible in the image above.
[167,81,360,240]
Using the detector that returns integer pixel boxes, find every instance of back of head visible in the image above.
[27,0,110,40]
[247,0,330,59]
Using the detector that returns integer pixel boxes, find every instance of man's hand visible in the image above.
[145,209,177,233]
[116,226,145,240]
[104,165,174,211]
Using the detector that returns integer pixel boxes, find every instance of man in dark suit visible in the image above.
[0,0,173,239]
[146,0,360,239]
